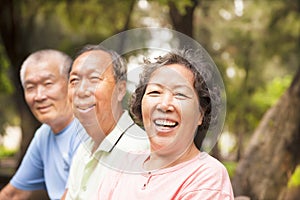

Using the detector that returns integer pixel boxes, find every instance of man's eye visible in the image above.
[45,81,53,86]
[90,77,103,83]
[25,85,35,91]
[69,78,79,85]
[91,77,101,80]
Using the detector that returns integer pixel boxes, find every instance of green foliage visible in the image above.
[223,161,237,179]
[0,45,13,94]
[193,0,300,139]
[0,0,137,136]
[252,75,292,110]
[0,145,17,158]
[0,44,17,135]
[15,0,135,56]
[165,0,194,15]
[0,0,299,163]
[288,165,300,187]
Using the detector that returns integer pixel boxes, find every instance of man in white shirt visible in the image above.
[61,45,149,199]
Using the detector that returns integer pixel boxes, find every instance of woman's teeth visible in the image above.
[154,119,178,127]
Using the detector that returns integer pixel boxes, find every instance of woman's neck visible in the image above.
[144,144,200,171]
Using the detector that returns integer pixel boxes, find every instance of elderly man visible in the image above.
[62,45,149,199]
[0,49,85,200]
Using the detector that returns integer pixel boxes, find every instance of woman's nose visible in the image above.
[157,93,174,112]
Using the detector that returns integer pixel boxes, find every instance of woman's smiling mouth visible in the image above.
[154,119,178,128]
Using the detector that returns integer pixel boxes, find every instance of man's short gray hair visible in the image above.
[20,49,72,87]
[72,44,127,82]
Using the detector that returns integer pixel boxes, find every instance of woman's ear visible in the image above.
[117,80,127,101]
[197,112,203,126]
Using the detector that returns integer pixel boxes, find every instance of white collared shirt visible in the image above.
[65,111,149,200]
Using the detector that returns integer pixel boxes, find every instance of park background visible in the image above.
[0,0,299,199]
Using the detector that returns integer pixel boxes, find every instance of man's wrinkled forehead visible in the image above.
[79,50,112,66]
[72,50,113,72]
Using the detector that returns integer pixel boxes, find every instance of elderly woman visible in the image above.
[97,49,234,200]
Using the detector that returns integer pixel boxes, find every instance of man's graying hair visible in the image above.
[20,49,72,87]
[130,48,222,150]
[71,44,127,82]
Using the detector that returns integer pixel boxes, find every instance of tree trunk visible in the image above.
[232,67,300,199]
[0,0,40,169]
[168,0,199,38]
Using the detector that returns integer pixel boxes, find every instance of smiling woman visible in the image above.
[140,64,203,168]
[96,49,234,200]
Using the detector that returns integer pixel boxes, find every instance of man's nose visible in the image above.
[34,86,47,101]
[76,79,94,97]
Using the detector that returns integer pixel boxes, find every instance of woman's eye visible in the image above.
[147,90,160,96]
[176,93,186,97]
[174,93,189,99]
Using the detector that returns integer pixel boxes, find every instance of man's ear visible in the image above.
[117,80,127,101]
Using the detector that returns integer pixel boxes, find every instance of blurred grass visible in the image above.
[222,162,300,188]
[0,146,17,158]
[288,165,300,187]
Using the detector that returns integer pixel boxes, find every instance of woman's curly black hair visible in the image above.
[130,49,222,150]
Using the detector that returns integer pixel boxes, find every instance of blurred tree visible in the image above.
[0,0,299,198]
[168,0,199,38]
[0,44,17,135]
[193,0,300,161]
[0,0,135,168]
[232,67,300,199]
[194,1,299,198]
[0,0,40,165]
[150,0,300,198]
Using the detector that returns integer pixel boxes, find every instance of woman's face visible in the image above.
[141,64,203,156]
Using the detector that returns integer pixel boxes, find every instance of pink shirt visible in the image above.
[97,152,234,200]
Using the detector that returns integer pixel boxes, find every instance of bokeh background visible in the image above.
[0,0,299,199]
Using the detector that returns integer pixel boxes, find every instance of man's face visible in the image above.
[23,59,71,131]
[69,50,124,135]
[141,64,203,156]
